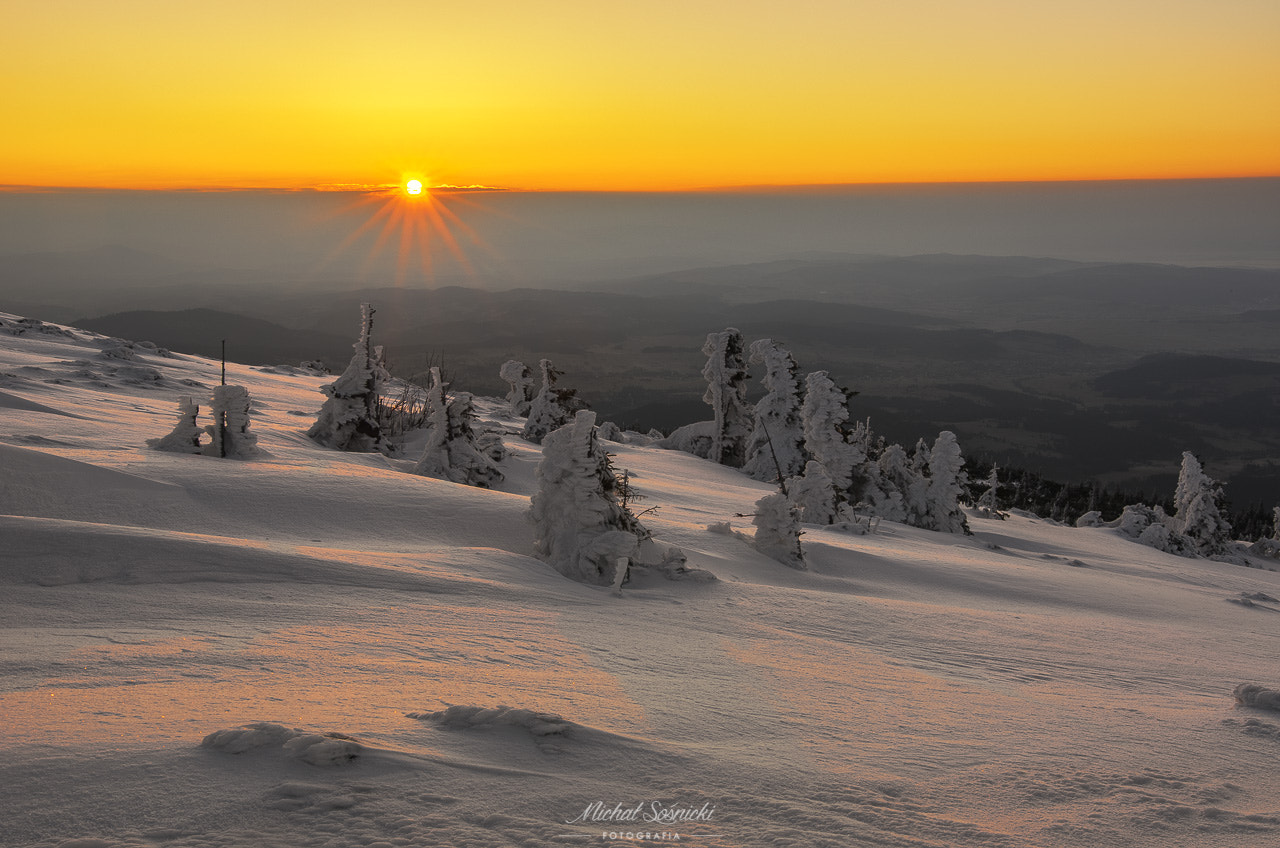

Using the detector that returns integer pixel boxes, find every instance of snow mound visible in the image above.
[1234,683,1280,712]
[200,722,362,766]
[408,705,575,737]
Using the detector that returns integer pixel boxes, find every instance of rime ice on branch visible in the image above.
[307,303,384,452]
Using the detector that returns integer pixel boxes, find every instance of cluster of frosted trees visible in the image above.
[1084,451,1247,561]
[152,305,1278,579]
[665,329,972,566]
[149,385,259,458]
[503,361,694,587]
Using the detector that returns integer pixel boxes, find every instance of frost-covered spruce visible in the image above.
[412,390,504,489]
[743,338,807,483]
[530,410,645,585]
[701,328,753,468]
[522,359,587,444]
[800,371,865,496]
[148,396,203,453]
[1172,452,1232,556]
[307,303,383,452]
[925,431,969,534]
[901,438,933,527]
[204,385,258,459]
[752,492,805,568]
[975,464,1004,519]
[867,443,913,524]
[499,359,535,417]
[788,460,838,525]
[1249,506,1280,559]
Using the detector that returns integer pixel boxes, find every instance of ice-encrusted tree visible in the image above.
[204,385,258,459]
[522,359,587,444]
[499,359,535,417]
[1171,452,1232,556]
[865,442,912,523]
[925,431,970,534]
[307,303,383,452]
[148,396,203,453]
[752,492,805,569]
[530,410,646,585]
[701,328,753,467]
[412,390,503,488]
[975,464,1005,519]
[800,370,866,512]
[1250,506,1280,559]
[743,338,807,483]
[788,460,838,525]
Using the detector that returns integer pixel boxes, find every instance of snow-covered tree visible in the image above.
[752,492,805,569]
[701,328,753,467]
[975,464,1005,519]
[522,359,587,444]
[924,431,969,534]
[743,338,807,483]
[530,410,646,585]
[867,443,913,523]
[1249,505,1280,559]
[307,303,383,452]
[787,460,838,525]
[412,389,504,489]
[499,359,535,417]
[1171,452,1232,556]
[902,438,933,527]
[205,385,258,459]
[148,396,203,453]
[800,370,865,499]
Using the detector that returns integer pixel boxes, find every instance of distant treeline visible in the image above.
[964,460,1275,542]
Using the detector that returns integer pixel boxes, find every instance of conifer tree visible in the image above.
[1172,452,1232,556]
[975,464,1004,519]
[799,371,867,520]
[752,492,806,569]
[530,410,646,585]
[148,396,203,453]
[743,338,806,483]
[926,431,970,534]
[868,442,913,523]
[307,303,383,452]
[522,359,587,444]
[788,460,838,525]
[499,359,535,417]
[701,328,753,467]
[412,388,504,489]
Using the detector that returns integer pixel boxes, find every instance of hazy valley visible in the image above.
[4,248,1279,509]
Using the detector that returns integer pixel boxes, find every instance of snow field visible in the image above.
[2,313,1279,847]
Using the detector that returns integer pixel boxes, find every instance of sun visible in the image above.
[318,176,492,286]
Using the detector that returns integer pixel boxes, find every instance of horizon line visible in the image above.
[2,175,1279,195]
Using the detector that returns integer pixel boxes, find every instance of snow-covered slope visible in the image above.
[2,312,1278,848]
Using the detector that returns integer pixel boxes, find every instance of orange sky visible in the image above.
[3,0,1278,191]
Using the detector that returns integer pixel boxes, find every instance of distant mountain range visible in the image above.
[7,247,1280,507]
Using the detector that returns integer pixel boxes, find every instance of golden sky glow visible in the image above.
[2,0,1278,190]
